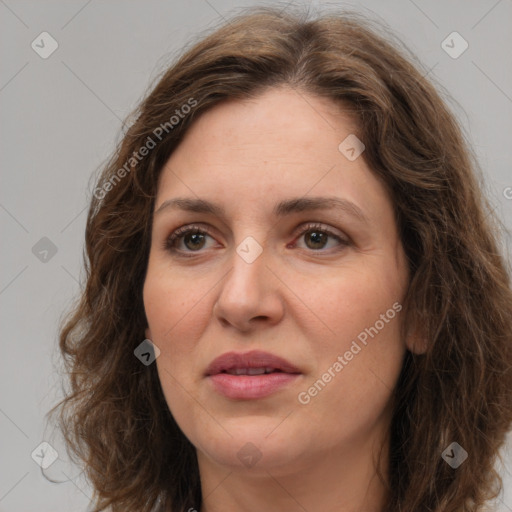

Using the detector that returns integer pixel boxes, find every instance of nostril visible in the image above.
[219,318,229,327]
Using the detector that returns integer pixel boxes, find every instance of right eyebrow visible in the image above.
[154,198,224,217]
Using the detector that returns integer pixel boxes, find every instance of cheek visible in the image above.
[143,268,216,394]
[144,265,210,341]
[143,270,216,438]
[290,256,406,353]
[291,259,406,425]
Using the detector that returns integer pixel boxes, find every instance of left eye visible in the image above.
[292,224,348,251]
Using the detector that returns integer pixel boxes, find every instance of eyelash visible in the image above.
[163,223,349,257]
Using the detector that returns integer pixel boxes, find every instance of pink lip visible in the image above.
[205,350,301,400]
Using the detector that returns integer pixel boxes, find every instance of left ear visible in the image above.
[405,324,428,355]
[144,326,152,341]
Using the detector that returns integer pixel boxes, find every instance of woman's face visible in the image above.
[143,86,410,474]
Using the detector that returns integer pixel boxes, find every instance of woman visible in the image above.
[48,6,512,512]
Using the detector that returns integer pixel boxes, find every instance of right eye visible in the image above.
[163,224,219,255]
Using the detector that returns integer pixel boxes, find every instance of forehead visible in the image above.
[155,86,390,222]
[177,86,359,152]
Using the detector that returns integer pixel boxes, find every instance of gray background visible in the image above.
[1,0,511,510]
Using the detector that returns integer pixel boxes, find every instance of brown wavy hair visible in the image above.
[46,5,512,512]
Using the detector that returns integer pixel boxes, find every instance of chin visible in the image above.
[193,417,305,471]
[201,440,299,472]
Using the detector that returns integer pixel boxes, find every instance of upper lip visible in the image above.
[205,350,301,376]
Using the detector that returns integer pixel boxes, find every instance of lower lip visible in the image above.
[208,372,300,399]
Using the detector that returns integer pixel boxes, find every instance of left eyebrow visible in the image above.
[154,196,369,224]
[272,196,369,224]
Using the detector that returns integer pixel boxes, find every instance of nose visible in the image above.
[213,244,284,333]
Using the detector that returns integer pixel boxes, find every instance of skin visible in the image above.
[143,86,417,512]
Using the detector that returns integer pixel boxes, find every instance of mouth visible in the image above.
[205,350,301,376]
[219,367,288,375]
[205,350,302,400]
